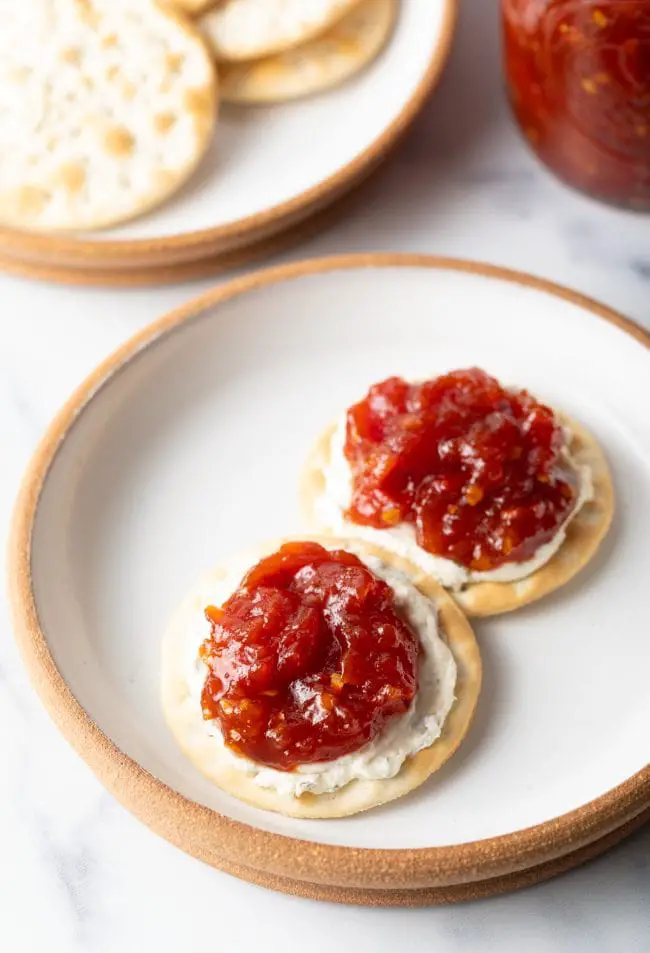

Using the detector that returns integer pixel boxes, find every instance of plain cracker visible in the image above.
[161,536,482,818]
[300,417,615,618]
[0,0,217,232]
[219,0,397,104]
[199,0,364,63]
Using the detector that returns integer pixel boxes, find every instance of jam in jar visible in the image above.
[200,542,419,770]
[343,369,578,572]
[503,1,650,208]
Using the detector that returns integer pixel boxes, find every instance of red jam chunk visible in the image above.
[503,0,650,209]
[344,369,577,572]
[200,542,419,770]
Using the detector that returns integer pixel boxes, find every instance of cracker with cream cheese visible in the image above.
[161,537,481,818]
[300,419,614,617]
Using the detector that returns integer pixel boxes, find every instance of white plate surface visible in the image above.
[30,260,650,850]
[90,0,450,241]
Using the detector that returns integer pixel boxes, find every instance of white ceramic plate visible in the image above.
[0,0,455,267]
[11,256,650,897]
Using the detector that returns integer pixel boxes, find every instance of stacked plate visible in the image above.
[0,0,456,286]
[10,256,650,904]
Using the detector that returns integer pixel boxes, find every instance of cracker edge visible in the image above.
[167,0,221,15]
[299,417,615,619]
[161,536,482,819]
[219,0,398,105]
[200,0,367,63]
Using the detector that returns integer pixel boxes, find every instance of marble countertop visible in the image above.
[1,2,648,950]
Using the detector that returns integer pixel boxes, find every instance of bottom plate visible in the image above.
[0,171,370,287]
[206,806,650,905]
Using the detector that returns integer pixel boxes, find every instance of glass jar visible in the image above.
[502,1,650,209]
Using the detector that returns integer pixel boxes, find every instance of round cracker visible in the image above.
[300,418,615,618]
[219,0,397,104]
[161,536,481,819]
[199,0,364,63]
[0,0,217,232]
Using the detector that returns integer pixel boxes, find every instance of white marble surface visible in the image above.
[1,2,648,950]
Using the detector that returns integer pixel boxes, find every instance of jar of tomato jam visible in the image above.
[503,1,650,209]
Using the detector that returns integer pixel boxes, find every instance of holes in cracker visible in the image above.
[154,112,177,135]
[54,162,87,195]
[60,48,82,67]
[166,53,186,76]
[184,86,215,133]
[18,185,51,217]
[104,125,135,157]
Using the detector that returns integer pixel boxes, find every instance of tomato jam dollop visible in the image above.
[503,0,650,209]
[200,542,419,770]
[344,369,578,572]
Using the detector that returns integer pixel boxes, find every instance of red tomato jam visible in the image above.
[503,0,650,208]
[199,542,419,770]
[344,369,578,572]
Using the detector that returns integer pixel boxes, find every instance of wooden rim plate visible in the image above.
[9,255,650,899]
[0,0,456,269]
[0,165,372,287]
[175,804,650,905]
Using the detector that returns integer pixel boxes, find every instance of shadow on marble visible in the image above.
[320,0,535,243]
[412,0,506,164]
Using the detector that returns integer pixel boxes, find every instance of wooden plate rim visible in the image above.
[8,253,650,892]
[0,1,457,264]
[183,804,650,904]
[0,164,367,287]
